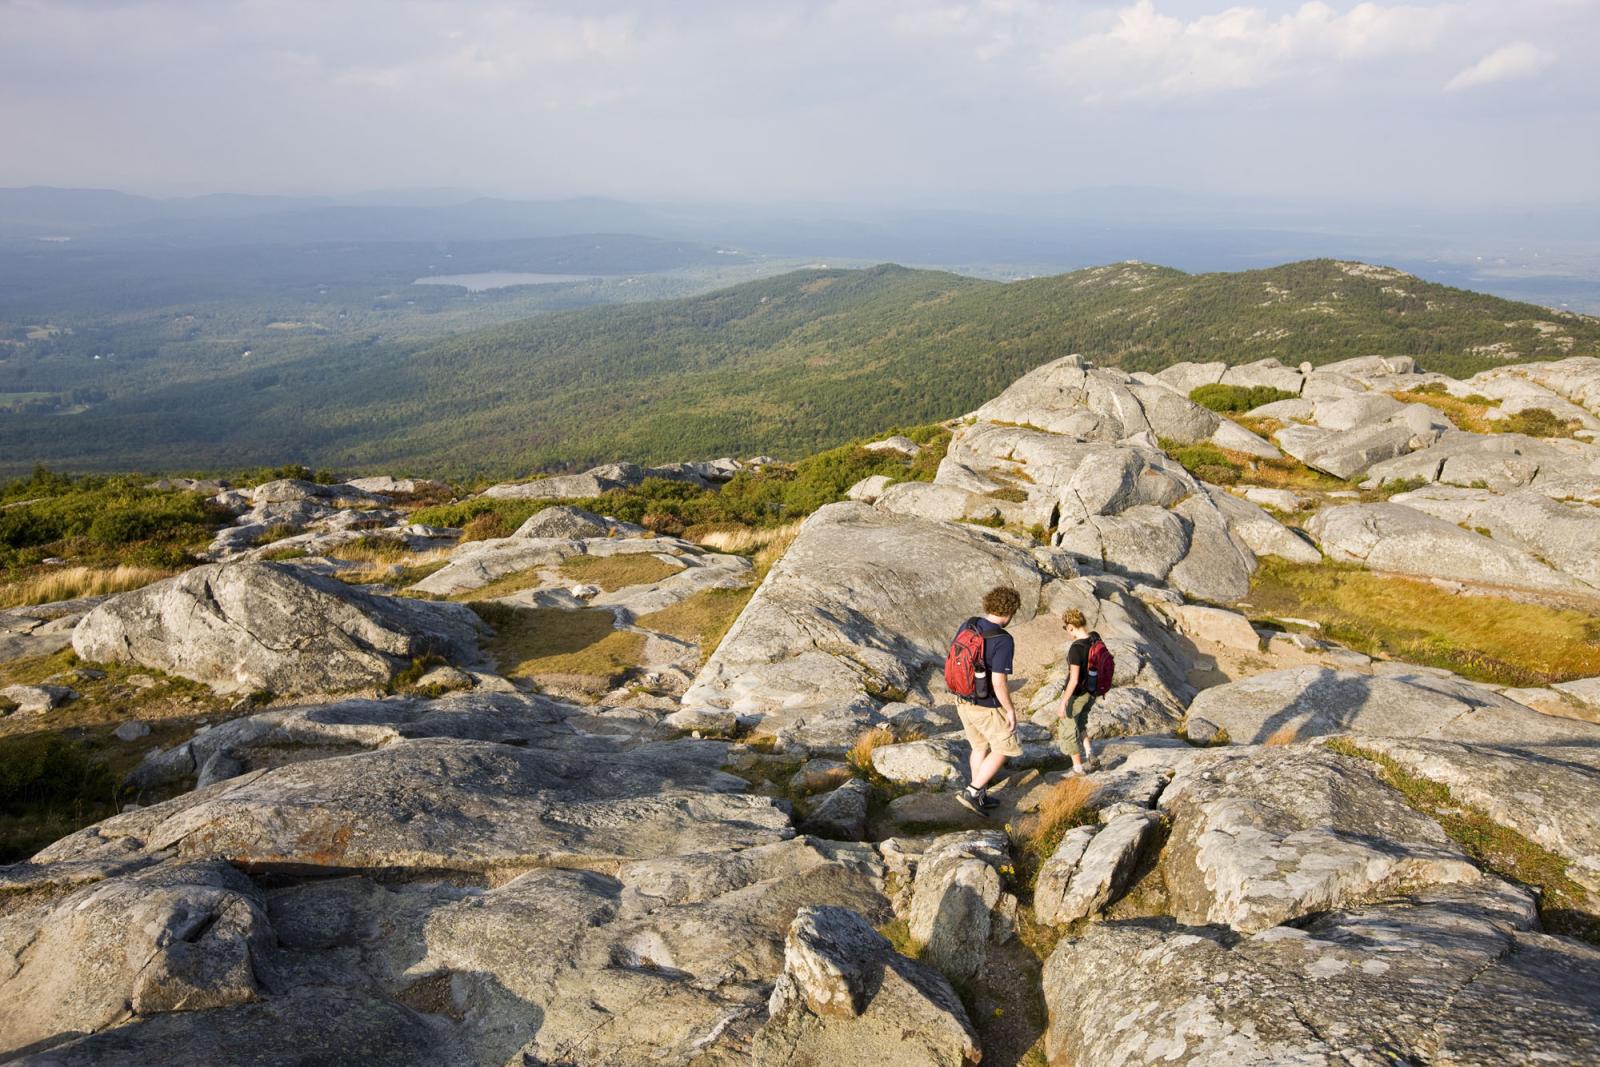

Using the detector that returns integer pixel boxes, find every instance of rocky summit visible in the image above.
[5,353,1600,1065]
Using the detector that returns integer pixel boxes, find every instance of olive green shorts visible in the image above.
[1055,691,1096,751]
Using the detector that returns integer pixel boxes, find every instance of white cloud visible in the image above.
[1046,1,1457,100]
[1444,41,1551,90]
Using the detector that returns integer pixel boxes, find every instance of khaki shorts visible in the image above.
[956,700,1024,759]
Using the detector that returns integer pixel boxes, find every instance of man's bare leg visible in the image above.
[971,749,1007,791]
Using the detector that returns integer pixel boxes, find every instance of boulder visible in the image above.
[5,988,452,1067]
[1277,419,1427,479]
[874,481,1001,524]
[863,434,922,456]
[0,683,77,715]
[49,737,788,874]
[907,831,1009,981]
[0,861,275,1054]
[483,462,647,500]
[72,562,483,696]
[1170,604,1261,651]
[1184,665,1599,746]
[1034,811,1157,926]
[685,502,1048,717]
[1306,502,1591,596]
[1391,487,1600,590]
[1208,418,1281,458]
[753,906,980,1067]
[1042,881,1600,1066]
[846,473,893,503]
[1205,487,1321,563]
[1165,493,1256,603]
[974,354,1222,444]
[802,779,870,841]
[343,475,449,495]
[791,758,855,795]
[511,504,614,540]
[1159,745,1484,932]
[1554,676,1600,712]
[1356,735,1600,892]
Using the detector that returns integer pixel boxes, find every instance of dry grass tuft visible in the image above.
[1264,724,1301,747]
[336,547,453,588]
[694,520,803,565]
[1028,775,1100,857]
[0,564,178,608]
[847,726,898,773]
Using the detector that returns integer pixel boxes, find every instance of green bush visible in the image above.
[0,734,116,807]
[1189,384,1299,413]
[0,469,223,560]
[1163,440,1244,484]
[412,425,952,533]
[1501,408,1579,439]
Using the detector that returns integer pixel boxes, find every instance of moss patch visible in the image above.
[635,586,753,661]
[1248,558,1600,686]
[1326,738,1600,944]
[473,604,646,689]
[0,650,236,861]
[558,552,681,591]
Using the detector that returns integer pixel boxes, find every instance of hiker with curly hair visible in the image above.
[945,585,1023,816]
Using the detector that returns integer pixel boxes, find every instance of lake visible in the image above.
[413,272,601,291]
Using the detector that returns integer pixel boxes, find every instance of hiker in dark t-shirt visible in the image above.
[953,586,1023,815]
[1054,608,1100,774]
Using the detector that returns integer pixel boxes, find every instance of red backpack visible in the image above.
[944,618,990,699]
[1086,636,1115,697]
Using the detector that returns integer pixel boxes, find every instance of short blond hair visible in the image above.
[982,586,1022,618]
[1061,608,1087,630]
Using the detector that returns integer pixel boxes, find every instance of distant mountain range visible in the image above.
[2,259,1595,479]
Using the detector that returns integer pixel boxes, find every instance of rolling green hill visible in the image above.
[3,259,1596,478]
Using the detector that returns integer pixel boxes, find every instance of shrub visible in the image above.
[1189,384,1298,413]
[1501,407,1580,439]
[461,512,512,542]
[0,734,115,807]
[1163,440,1244,485]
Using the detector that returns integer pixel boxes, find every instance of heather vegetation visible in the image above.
[1188,383,1298,412]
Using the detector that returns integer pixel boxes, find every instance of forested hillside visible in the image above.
[3,259,1596,478]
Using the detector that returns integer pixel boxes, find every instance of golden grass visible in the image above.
[635,586,754,661]
[1230,414,1286,440]
[1263,724,1301,747]
[558,552,681,592]
[325,536,419,565]
[461,512,511,542]
[847,726,898,774]
[1390,389,1500,434]
[0,564,178,609]
[335,548,453,588]
[1250,559,1600,687]
[694,520,804,562]
[1028,775,1100,857]
[475,604,646,687]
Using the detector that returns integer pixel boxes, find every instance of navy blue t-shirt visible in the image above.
[968,617,1014,709]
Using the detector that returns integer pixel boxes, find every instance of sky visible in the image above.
[2,0,1597,208]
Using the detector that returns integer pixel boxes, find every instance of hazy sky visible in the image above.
[3,0,1597,207]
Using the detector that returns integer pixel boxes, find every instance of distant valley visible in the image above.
[2,255,1596,479]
